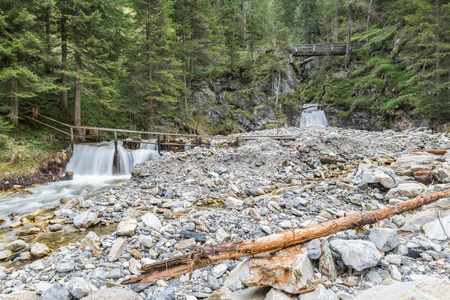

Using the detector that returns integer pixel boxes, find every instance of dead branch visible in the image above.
[318,156,346,164]
[122,189,450,285]
[411,148,448,155]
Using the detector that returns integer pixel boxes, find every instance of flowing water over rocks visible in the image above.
[0,126,449,299]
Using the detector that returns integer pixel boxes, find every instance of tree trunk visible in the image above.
[343,4,352,68]
[367,0,373,29]
[333,0,338,43]
[242,0,246,45]
[45,8,51,74]
[122,189,450,285]
[9,80,18,126]
[147,0,154,132]
[74,51,82,133]
[231,0,236,72]
[60,0,68,112]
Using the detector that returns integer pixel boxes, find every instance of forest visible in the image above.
[0,0,449,175]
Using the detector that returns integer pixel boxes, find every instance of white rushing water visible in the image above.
[1,141,160,220]
[300,103,328,127]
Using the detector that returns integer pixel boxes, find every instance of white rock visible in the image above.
[116,219,137,236]
[73,210,98,229]
[30,259,45,271]
[368,228,400,252]
[423,215,450,240]
[226,197,244,209]
[33,282,53,295]
[108,238,126,262]
[138,235,153,248]
[386,183,426,199]
[141,213,162,231]
[300,284,338,300]
[391,153,435,176]
[330,239,381,271]
[216,227,231,243]
[82,288,142,300]
[356,276,450,300]
[30,242,50,258]
[213,264,228,278]
[68,277,90,298]
[265,288,293,300]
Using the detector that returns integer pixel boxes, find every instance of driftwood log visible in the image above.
[318,156,346,164]
[123,189,450,285]
[411,148,448,155]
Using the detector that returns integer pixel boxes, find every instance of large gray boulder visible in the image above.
[330,239,381,271]
[391,153,435,176]
[385,183,426,199]
[368,228,400,252]
[73,211,98,229]
[354,164,398,189]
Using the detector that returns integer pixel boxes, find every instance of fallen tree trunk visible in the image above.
[298,57,314,66]
[411,148,448,155]
[318,156,346,164]
[123,189,450,285]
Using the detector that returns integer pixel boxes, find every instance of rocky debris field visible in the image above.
[1,126,450,300]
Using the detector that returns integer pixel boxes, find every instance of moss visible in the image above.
[263,123,278,130]
[338,110,353,120]
[235,109,255,122]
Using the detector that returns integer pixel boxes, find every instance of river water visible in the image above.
[300,103,328,127]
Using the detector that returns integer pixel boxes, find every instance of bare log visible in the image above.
[123,189,450,285]
[298,57,314,66]
[318,156,346,164]
[411,148,448,155]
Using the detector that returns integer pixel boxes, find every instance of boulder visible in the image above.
[264,288,293,300]
[40,286,71,300]
[300,284,338,300]
[240,246,313,294]
[30,242,50,258]
[0,291,40,300]
[32,282,53,295]
[5,240,29,252]
[108,238,126,262]
[355,276,450,300]
[138,235,153,248]
[56,261,75,273]
[368,228,400,252]
[80,231,102,258]
[226,196,244,209]
[0,250,13,260]
[423,215,450,240]
[330,239,381,271]
[385,183,426,199]
[82,288,142,300]
[432,162,450,183]
[217,287,270,300]
[140,213,162,231]
[307,238,322,260]
[354,165,398,189]
[116,219,137,236]
[68,277,90,299]
[213,264,228,278]
[391,153,435,176]
[73,211,98,229]
[414,169,433,185]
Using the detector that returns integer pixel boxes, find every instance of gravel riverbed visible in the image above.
[1,126,450,300]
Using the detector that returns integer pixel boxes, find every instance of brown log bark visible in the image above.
[298,57,315,66]
[411,148,448,155]
[318,156,346,164]
[123,189,450,285]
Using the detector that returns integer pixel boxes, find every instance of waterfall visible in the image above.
[66,141,159,176]
[300,103,328,127]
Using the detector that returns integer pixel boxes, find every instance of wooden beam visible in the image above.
[122,189,450,285]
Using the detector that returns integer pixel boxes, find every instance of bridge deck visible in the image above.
[292,44,347,56]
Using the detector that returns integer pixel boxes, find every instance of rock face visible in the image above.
[30,242,50,258]
[355,276,450,300]
[73,211,98,229]
[240,247,313,294]
[391,153,435,176]
[330,239,381,271]
[116,219,137,236]
[368,228,400,252]
[82,288,143,300]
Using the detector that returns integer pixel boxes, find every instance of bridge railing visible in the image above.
[292,43,347,56]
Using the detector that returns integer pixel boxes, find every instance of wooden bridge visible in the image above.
[292,44,347,56]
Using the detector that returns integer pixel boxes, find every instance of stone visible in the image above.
[0,250,13,260]
[5,240,28,252]
[385,183,426,199]
[106,268,121,279]
[249,208,262,220]
[138,235,153,248]
[216,227,231,243]
[80,231,102,258]
[368,228,400,252]
[264,288,293,300]
[240,246,313,294]
[0,291,40,300]
[129,257,142,275]
[30,259,45,271]
[213,264,228,278]
[174,238,196,250]
[391,153,435,176]
[226,197,244,209]
[116,218,137,236]
[214,165,229,175]
[307,238,322,260]
[330,239,381,271]
[300,284,338,300]
[355,276,450,300]
[141,213,162,231]
[73,210,98,229]
[68,277,90,299]
[433,164,450,182]
[354,165,398,189]
[366,270,382,284]
[319,239,337,281]
[423,215,450,240]
[30,242,50,258]
[40,286,71,300]
[414,169,434,185]
[56,261,75,273]
[218,287,270,300]
[32,281,53,295]
[108,238,126,262]
[82,288,143,300]
[279,220,292,229]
